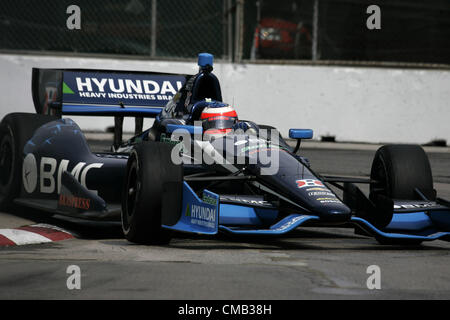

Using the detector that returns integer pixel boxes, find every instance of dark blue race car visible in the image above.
[0,53,449,245]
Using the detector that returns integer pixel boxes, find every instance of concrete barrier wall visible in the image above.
[1,53,449,144]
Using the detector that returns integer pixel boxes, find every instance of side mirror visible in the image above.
[289,129,313,153]
[289,129,313,140]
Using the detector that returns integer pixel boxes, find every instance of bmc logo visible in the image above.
[22,153,103,194]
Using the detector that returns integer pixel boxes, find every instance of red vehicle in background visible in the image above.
[250,1,312,60]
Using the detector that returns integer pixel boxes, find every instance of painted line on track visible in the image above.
[0,223,74,246]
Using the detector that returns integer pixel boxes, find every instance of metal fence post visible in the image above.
[234,0,244,63]
[312,0,319,61]
[223,0,233,62]
[151,0,157,57]
[227,0,233,62]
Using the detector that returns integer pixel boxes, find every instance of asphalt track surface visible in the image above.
[0,139,449,300]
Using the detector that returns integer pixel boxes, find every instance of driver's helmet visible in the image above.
[200,104,238,137]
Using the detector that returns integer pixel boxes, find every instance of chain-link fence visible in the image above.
[1,0,449,65]
[243,0,450,65]
[1,0,234,59]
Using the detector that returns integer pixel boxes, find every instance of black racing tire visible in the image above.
[121,141,182,244]
[0,113,58,210]
[370,144,434,202]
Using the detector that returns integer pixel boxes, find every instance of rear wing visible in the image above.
[32,68,191,117]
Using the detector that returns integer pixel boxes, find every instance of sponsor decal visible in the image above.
[63,71,185,107]
[59,194,90,210]
[22,154,103,194]
[234,140,248,146]
[62,82,75,94]
[317,197,341,204]
[394,203,437,210]
[160,133,182,146]
[22,153,38,193]
[185,203,216,229]
[235,138,279,153]
[202,194,217,206]
[240,145,258,153]
[308,191,335,197]
[247,146,282,155]
[221,196,272,207]
[236,136,288,156]
[240,143,279,154]
[272,215,306,232]
[306,187,329,192]
[296,179,324,189]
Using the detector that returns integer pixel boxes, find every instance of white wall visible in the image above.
[1,53,449,144]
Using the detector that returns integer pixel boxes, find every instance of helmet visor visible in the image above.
[202,115,237,131]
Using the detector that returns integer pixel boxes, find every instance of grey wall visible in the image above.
[1,53,449,143]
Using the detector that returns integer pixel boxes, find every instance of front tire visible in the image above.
[121,142,182,244]
[369,144,433,245]
[370,144,434,201]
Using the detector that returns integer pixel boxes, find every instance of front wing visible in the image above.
[162,182,450,244]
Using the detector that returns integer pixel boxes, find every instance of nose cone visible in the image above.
[289,177,352,222]
[249,149,352,223]
[311,202,352,222]
[294,179,352,222]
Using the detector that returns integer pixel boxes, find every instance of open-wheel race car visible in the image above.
[0,53,449,245]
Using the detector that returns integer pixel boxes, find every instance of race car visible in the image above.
[0,53,449,245]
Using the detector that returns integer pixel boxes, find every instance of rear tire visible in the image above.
[0,113,58,209]
[121,142,182,244]
[370,144,434,201]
